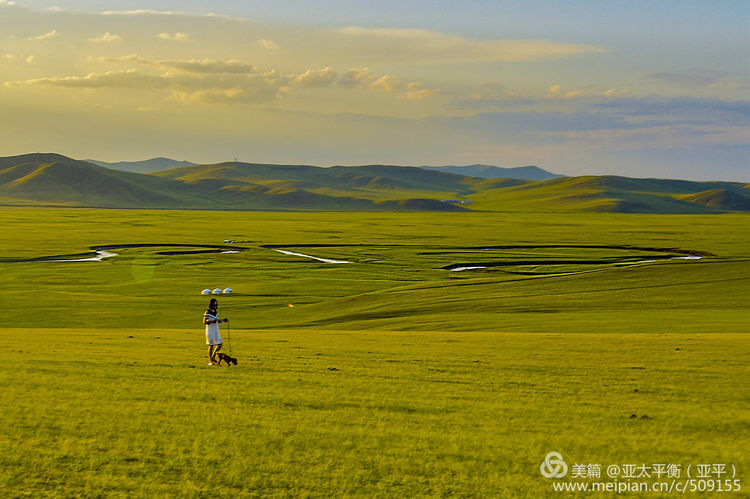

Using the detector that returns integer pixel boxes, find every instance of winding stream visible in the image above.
[7,243,711,276]
[272,249,350,264]
[7,243,248,263]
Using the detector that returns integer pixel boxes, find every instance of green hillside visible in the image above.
[467,175,750,213]
[0,154,196,207]
[1,154,748,213]
[156,161,479,201]
[0,154,467,211]
[679,188,750,211]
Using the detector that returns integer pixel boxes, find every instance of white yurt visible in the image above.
[213,288,223,294]
[223,288,233,294]
[201,289,211,295]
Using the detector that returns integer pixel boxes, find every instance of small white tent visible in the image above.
[223,288,233,294]
[213,288,223,294]
[201,289,211,295]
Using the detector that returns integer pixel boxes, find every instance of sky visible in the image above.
[0,0,748,181]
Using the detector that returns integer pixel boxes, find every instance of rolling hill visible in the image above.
[679,188,750,212]
[0,154,468,211]
[84,156,562,181]
[0,153,748,213]
[466,175,750,213]
[0,153,196,207]
[155,162,480,201]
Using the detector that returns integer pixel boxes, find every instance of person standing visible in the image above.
[204,298,227,365]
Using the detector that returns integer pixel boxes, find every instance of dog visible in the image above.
[216,352,238,366]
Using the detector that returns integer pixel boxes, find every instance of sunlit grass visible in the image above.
[1,329,747,497]
[0,208,748,496]
[0,209,747,333]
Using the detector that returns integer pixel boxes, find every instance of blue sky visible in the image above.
[1,0,748,180]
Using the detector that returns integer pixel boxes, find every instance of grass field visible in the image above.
[1,208,749,333]
[2,329,748,497]
[1,208,748,496]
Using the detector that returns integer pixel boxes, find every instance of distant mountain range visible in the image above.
[85,157,194,174]
[85,157,562,180]
[420,164,562,180]
[1,153,748,213]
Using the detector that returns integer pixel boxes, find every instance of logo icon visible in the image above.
[540,451,568,479]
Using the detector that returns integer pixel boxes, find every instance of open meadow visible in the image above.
[1,208,749,496]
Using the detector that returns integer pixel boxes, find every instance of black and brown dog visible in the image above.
[216,352,238,366]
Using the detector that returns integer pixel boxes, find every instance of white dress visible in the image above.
[204,311,222,346]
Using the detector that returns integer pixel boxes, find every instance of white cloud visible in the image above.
[160,59,255,74]
[158,32,190,42]
[5,66,284,104]
[102,10,188,16]
[5,69,171,89]
[100,9,236,20]
[337,67,441,100]
[28,30,59,41]
[6,54,439,103]
[171,73,283,103]
[563,90,583,99]
[258,39,279,50]
[92,55,256,75]
[369,74,402,93]
[172,88,250,104]
[291,67,337,88]
[331,27,605,64]
[603,88,629,98]
[88,32,122,43]
[546,85,591,100]
[90,54,149,64]
[547,85,630,100]
[1,53,34,64]
[399,82,441,101]
[338,67,376,88]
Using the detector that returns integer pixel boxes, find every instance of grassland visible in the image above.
[1,208,748,497]
[2,329,748,497]
[1,208,748,333]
